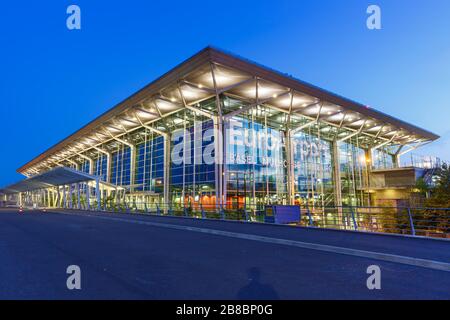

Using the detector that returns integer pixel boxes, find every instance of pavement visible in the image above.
[0,208,449,300]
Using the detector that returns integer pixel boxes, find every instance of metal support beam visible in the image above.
[290,120,317,136]
[398,141,432,156]
[86,183,91,210]
[62,185,67,209]
[76,153,95,175]
[332,141,343,208]
[93,147,111,183]
[135,111,171,212]
[163,135,171,214]
[338,120,367,143]
[372,134,398,151]
[286,130,295,205]
[96,178,101,211]
[211,63,224,211]
[69,184,73,209]
[102,130,136,190]
[77,183,81,209]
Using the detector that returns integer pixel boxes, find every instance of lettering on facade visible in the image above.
[169,118,329,167]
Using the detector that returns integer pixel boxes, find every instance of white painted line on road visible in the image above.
[60,212,450,272]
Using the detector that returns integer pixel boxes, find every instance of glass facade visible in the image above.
[226,113,287,211]
[292,128,335,207]
[39,96,381,210]
[135,132,164,193]
[111,146,131,186]
[339,138,368,206]
[15,49,435,229]
[94,154,108,182]
[170,116,216,210]
[80,160,90,174]
[372,147,396,169]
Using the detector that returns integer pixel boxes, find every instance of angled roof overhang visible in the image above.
[17,46,440,176]
[3,167,98,194]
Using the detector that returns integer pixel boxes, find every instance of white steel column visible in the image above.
[93,147,111,183]
[77,154,94,208]
[332,141,343,207]
[211,63,224,212]
[77,153,95,175]
[63,185,67,209]
[100,133,134,189]
[365,148,373,207]
[77,183,81,209]
[96,178,101,211]
[286,130,295,205]
[134,113,171,212]
[69,184,73,209]
[52,188,57,208]
[130,145,136,192]
[56,187,61,208]
[213,116,223,211]
[164,135,170,213]
[86,183,91,210]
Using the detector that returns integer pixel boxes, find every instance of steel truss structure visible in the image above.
[11,47,439,212]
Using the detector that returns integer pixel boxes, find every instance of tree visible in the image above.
[427,163,450,207]
[418,163,450,236]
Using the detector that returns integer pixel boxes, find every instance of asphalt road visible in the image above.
[0,208,449,300]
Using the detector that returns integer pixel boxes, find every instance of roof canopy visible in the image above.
[17,46,440,176]
[2,167,98,194]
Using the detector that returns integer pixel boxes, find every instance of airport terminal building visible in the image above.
[1,47,440,213]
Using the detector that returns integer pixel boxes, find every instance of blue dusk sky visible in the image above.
[0,0,449,186]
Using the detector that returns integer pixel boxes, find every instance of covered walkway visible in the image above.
[1,167,122,210]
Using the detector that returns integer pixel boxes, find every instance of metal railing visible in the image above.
[298,205,450,239]
[57,201,450,240]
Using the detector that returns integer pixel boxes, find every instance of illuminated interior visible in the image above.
[13,47,439,212]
